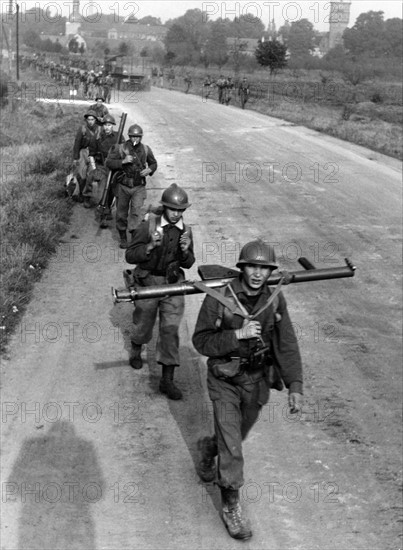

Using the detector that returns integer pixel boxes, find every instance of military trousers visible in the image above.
[116,184,146,233]
[131,274,185,366]
[207,369,267,490]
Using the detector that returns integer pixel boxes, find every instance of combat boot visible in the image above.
[159,365,183,400]
[129,343,143,370]
[119,230,128,249]
[221,488,252,541]
[196,436,217,482]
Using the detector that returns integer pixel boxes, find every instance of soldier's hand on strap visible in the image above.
[179,233,191,253]
[140,167,151,177]
[288,392,303,414]
[122,155,134,164]
[235,319,261,340]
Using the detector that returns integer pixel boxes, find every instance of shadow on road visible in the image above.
[6,421,105,550]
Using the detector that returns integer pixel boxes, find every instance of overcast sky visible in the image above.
[8,1,403,31]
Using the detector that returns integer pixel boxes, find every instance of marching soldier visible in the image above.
[82,114,124,214]
[192,240,303,540]
[238,77,250,109]
[89,96,109,124]
[105,124,157,249]
[72,110,102,202]
[125,184,195,400]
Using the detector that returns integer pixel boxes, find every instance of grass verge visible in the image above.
[0,99,83,353]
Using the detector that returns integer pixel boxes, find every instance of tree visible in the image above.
[204,21,229,68]
[255,39,287,74]
[68,37,79,54]
[287,19,316,58]
[343,11,386,58]
[384,18,403,58]
[231,13,265,38]
[118,42,129,56]
[164,9,209,65]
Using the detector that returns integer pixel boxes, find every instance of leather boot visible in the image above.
[119,230,128,249]
[159,365,182,400]
[196,436,217,482]
[129,343,143,370]
[221,488,252,540]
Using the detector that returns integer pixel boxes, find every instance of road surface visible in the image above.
[1,87,402,550]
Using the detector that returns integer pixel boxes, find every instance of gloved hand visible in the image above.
[235,319,261,340]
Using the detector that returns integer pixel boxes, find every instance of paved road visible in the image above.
[1,87,401,550]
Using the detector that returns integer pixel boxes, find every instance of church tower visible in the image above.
[328,0,351,49]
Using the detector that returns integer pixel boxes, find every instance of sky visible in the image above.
[5,1,403,31]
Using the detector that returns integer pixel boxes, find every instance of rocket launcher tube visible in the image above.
[112,258,356,303]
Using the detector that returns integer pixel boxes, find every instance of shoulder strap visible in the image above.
[147,213,162,239]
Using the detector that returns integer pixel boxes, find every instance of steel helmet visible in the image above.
[95,95,105,101]
[84,110,98,120]
[160,184,191,210]
[236,240,278,268]
[103,114,116,125]
[128,124,143,136]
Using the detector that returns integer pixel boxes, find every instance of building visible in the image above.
[317,1,352,56]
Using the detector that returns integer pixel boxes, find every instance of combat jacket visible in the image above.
[192,276,303,394]
[106,140,157,185]
[73,123,101,160]
[97,131,124,164]
[125,215,195,274]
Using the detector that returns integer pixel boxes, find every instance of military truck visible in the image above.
[104,54,151,92]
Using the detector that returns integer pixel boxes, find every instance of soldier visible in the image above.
[184,72,192,94]
[238,77,250,109]
[83,114,124,214]
[105,124,157,249]
[125,184,195,400]
[225,76,234,105]
[90,96,109,124]
[192,240,303,541]
[72,110,102,202]
[216,74,227,104]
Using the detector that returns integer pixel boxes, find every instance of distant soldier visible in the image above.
[216,75,227,104]
[168,68,175,90]
[184,72,192,94]
[106,124,158,249]
[89,96,109,124]
[83,114,124,215]
[203,74,213,100]
[238,77,250,109]
[225,76,234,105]
[72,110,102,202]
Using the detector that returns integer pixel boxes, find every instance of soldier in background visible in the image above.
[125,184,195,400]
[89,96,109,124]
[72,110,102,203]
[106,124,157,248]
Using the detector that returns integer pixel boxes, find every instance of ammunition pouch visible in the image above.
[166,261,181,284]
[208,357,243,380]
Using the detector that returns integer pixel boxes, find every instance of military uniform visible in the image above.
[192,241,303,540]
[125,184,195,400]
[106,126,157,246]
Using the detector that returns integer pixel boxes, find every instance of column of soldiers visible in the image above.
[69,83,302,544]
[23,54,116,102]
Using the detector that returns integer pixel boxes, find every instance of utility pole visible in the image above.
[15,2,19,80]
